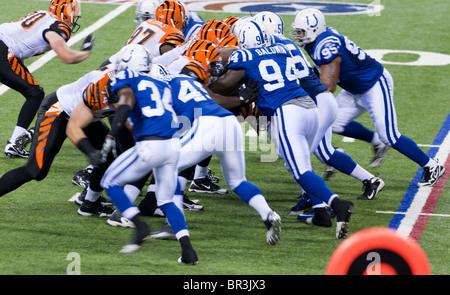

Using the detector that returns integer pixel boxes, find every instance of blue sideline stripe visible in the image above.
[388,112,450,229]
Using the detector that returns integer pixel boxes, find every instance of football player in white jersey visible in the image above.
[0,64,117,221]
[291,8,445,187]
[0,0,94,158]
[72,0,185,190]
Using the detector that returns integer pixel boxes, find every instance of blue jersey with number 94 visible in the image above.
[227,44,309,116]
[111,69,179,140]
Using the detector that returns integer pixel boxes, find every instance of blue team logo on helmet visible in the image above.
[185,1,384,16]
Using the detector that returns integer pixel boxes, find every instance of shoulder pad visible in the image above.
[49,21,71,41]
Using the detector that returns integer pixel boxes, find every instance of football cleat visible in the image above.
[72,167,93,188]
[74,188,112,206]
[182,194,204,211]
[77,199,114,217]
[358,177,385,200]
[298,207,332,227]
[290,193,312,215]
[120,215,151,254]
[137,191,165,217]
[5,140,29,158]
[149,223,176,240]
[370,143,390,168]
[188,177,228,194]
[265,211,281,245]
[418,163,445,187]
[178,247,198,265]
[107,210,135,228]
[323,165,336,181]
[207,167,220,183]
[14,128,34,150]
[331,199,354,239]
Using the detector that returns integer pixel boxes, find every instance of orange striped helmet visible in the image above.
[218,35,239,49]
[83,74,117,119]
[164,32,185,47]
[182,59,210,85]
[223,16,240,29]
[155,0,188,30]
[197,19,231,46]
[49,0,81,33]
[183,39,223,79]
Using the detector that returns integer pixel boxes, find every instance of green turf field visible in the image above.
[0,0,448,276]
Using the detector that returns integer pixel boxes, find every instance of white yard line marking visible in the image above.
[377,211,450,218]
[0,2,133,96]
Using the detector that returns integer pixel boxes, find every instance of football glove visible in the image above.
[87,150,103,168]
[100,135,117,164]
[81,35,95,51]
[238,79,261,105]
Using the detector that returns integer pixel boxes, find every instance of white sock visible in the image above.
[85,187,102,202]
[248,194,272,221]
[10,126,27,143]
[124,184,141,204]
[424,158,438,168]
[350,164,374,182]
[194,165,208,179]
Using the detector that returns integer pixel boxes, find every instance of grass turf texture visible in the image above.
[0,0,448,275]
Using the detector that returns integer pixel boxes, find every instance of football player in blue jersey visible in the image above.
[290,8,445,187]
[146,61,282,245]
[99,44,198,264]
[183,7,204,40]
[288,12,389,168]
[211,20,355,239]
[253,11,385,226]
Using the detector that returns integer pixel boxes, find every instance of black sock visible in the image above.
[179,235,193,249]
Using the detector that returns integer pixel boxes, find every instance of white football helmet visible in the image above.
[134,0,161,25]
[231,16,251,37]
[238,20,272,49]
[149,63,170,79]
[289,8,326,46]
[253,11,284,36]
[116,44,153,72]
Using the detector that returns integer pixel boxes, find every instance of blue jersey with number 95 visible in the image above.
[304,26,383,94]
[227,44,309,116]
[111,69,179,140]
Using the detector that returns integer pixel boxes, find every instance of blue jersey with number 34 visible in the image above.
[304,26,383,94]
[227,44,309,116]
[111,69,179,140]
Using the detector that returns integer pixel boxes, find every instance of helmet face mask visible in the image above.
[289,8,326,46]
[116,44,153,73]
[49,0,81,33]
[238,20,272,49]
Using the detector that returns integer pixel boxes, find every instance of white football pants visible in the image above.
[332,69,400,145]
[177,115,246,190]
[270,102,319,181]
[101,137,181,207]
